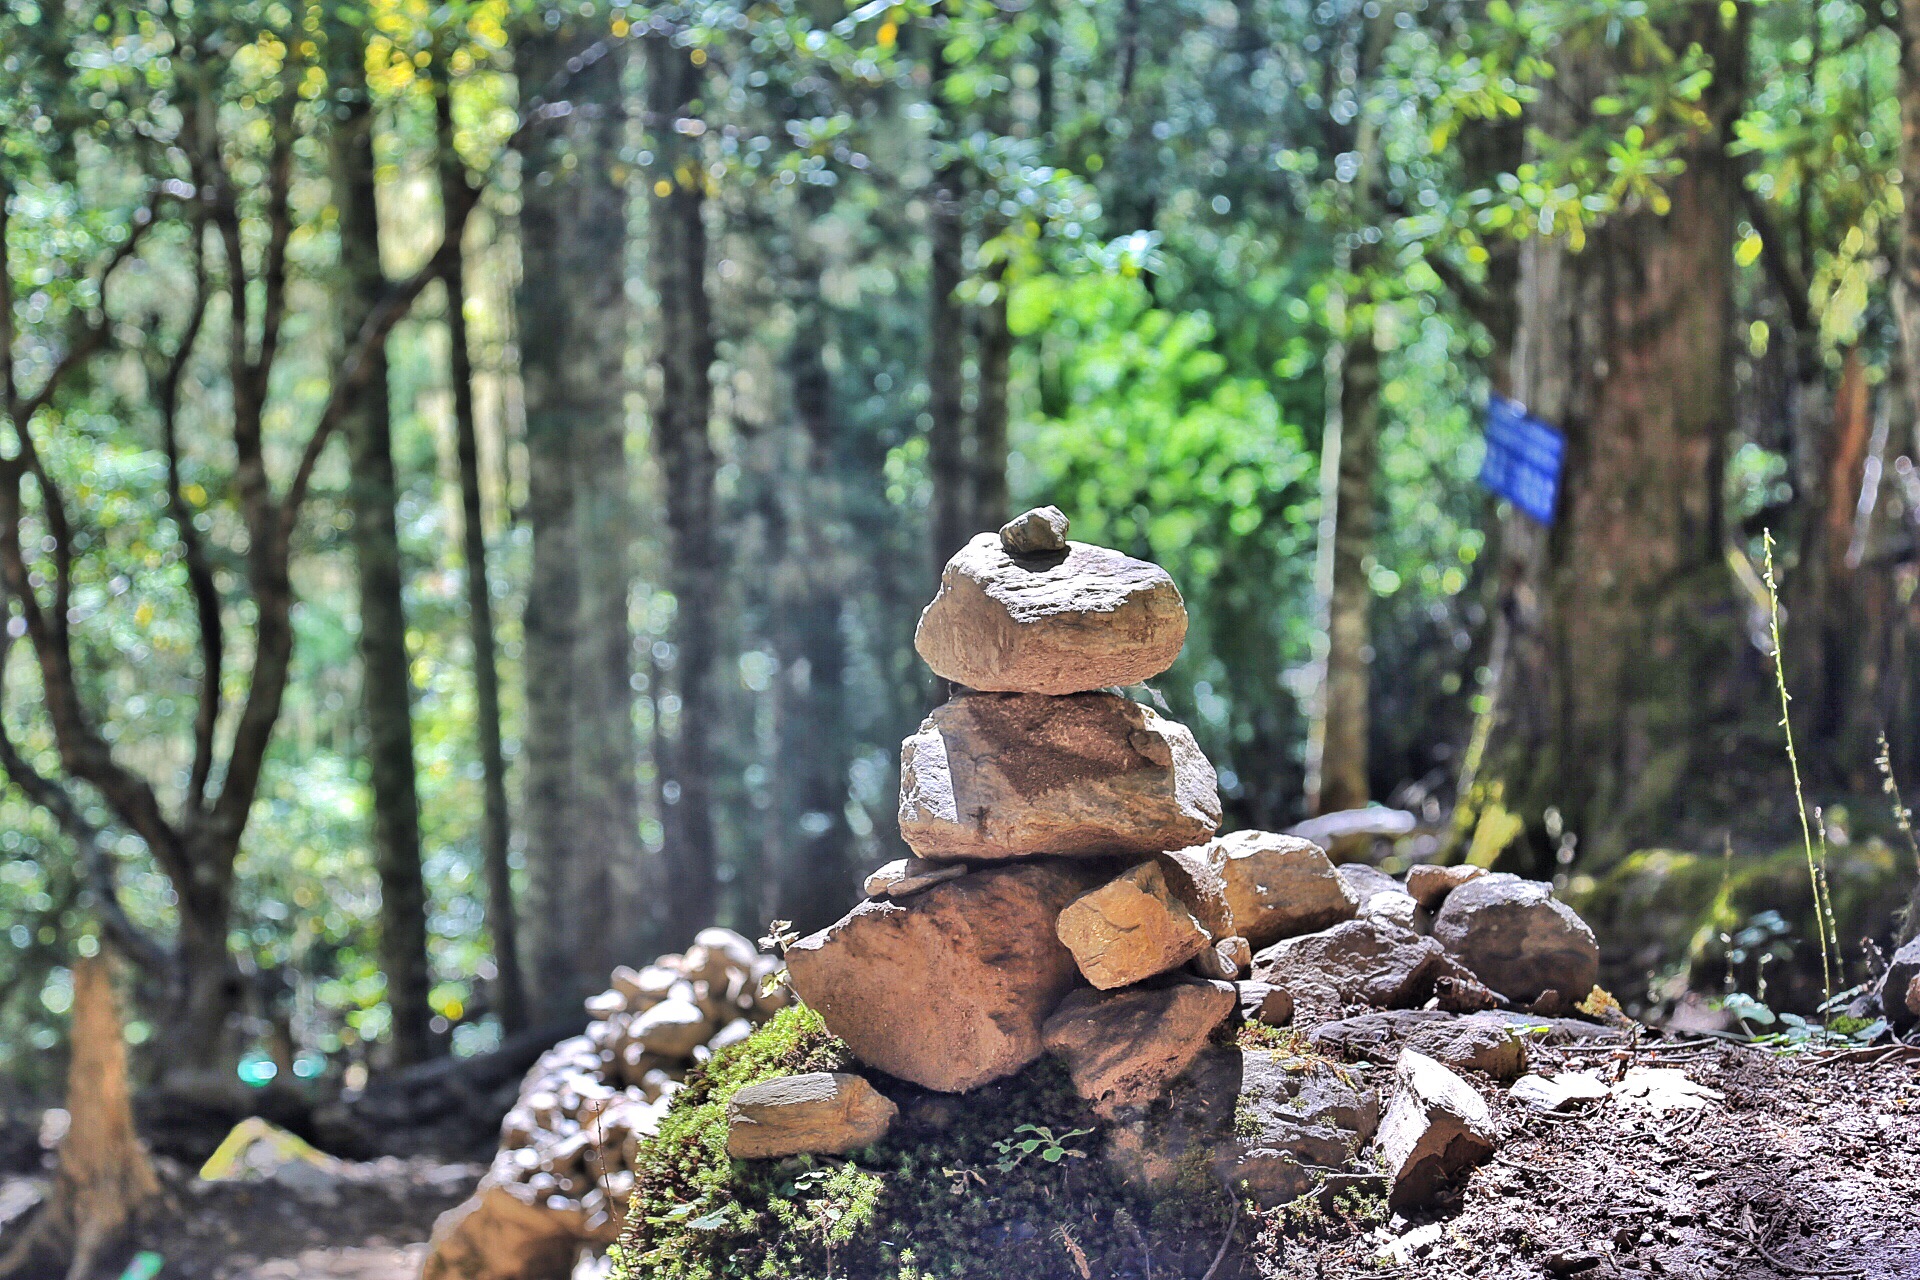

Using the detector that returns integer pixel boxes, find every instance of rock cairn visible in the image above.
[422,929,787,1280]
[765,508,1620,1211]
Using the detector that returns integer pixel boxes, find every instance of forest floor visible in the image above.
[4,1042,1917,1278]
[1257,1040,1920,1280]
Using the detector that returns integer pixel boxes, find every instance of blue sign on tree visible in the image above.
[1479,394,1564,525]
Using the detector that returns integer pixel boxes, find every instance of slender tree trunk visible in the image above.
[332,21,435,1067]
[972,263,1012,535]
[514,26,639,1011]
[1307,309,1379,816]
[0,956,159,1280]
[646,29,721,938]
[436,78,524,1034]
[1485,3,1748,869]
[772,226,854,932]
[927,165,970,573]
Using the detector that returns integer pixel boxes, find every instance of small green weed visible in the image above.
[991,1123,1093,1172]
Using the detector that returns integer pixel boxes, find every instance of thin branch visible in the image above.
[152,218,221,810]
[1740,182,1813,339]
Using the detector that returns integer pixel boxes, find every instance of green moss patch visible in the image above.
[612,1007,1235,1280]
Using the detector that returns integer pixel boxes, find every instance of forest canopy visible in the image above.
[3,0,1919,1090]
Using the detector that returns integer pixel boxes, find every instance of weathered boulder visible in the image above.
[1042,979,1236,1118]
[1359,889,1420,930]
[1309,1010,1530,1082]
[1105,1048,1381,1208]
[1878,937,1920,1031]
[999,505,1070,555]
[914,532,1188,695]
[1252,918,1446,1026]
[421,1181,584,1280]
[1405,864,1486,910]
[1056,852,1227,989]
[1210,831,1358,948]
[1375,1049,1498,1211]
[724,1073,898,1159]
[1430,875,1599,1012]
[899,692,1219,861]
[785,861,1105,1092]
[1236,980,1294,1027]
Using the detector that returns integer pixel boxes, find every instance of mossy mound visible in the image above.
[611,1005,1237,1280]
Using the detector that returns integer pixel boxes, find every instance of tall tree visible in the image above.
[926,8,972,576]
[329,8,436,1067]
[645,21,721,938]
[433,55,524,1033]
[514,22,643,1012]
[1483,2,1750,868]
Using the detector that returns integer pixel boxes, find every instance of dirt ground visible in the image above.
[1256,1040,1920,1280]
[6,1039,1916,1279]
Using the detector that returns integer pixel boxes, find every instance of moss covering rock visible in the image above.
[611,1006,1239,1280]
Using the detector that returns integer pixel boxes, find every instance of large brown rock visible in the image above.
[1212,831,1359,948]
[725,1073,897,1159]
[1056,852,1228,989]
[1252,917,1447,1026]
[914,532,1188,694]
[898,692,1220,861]
[785,861,1105,1092]
[1430,874,1599,1012]
[1042,979,1235,1117]
[1375,1049,1498,1211]
[1105,1047,1381,1209]
[421,1182,583,1280]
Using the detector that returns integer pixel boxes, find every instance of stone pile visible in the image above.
[422,929,786,1280]
[760,509,1618,1211]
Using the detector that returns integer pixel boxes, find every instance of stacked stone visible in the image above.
[781,508,1243,1119]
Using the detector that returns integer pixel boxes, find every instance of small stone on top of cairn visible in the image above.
[998,504,1070,555]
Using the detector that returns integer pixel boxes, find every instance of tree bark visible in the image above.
[436,73,525,1034]
[332,20,436,1068]
[1484,3,1748,869]
[514,25,641,1012]
[646,29,721,940]
[1307,311,1379,816]
[0,955,159,1280]
[972,264,1012,536]
[926,8,972,578]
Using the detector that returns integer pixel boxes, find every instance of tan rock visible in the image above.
[914,533,1188,694]
[899,692,1220,861]
[421,1182,582,1280]
[785,861,1106,1092]
[1376,1049,1498,1211]
[863,857,965,899]
[725,1072,897,1159]
[1405,863,1486,910]
[1043,980,1236,1118]
[1212,831,1359,948]
[630,997,713,1058]
[1193,935,1252,981]
[1237,980,1294,1026]
[1057,855,1221,989]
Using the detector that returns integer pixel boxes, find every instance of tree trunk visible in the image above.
[1484,3,1748,870]
[0,955,159,1280]
[972,265,1012,535]
[332,22,436,1067]
[436,77,525,1035]
[927,162,970,575]
[646,29,721,940]
[1307,312,1379,816]
[514,25,639,1012]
